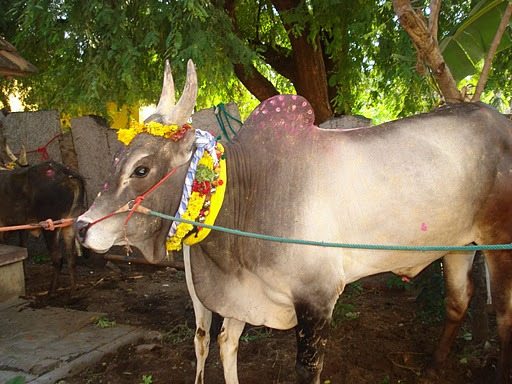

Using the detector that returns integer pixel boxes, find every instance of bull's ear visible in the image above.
[176,126,196,161]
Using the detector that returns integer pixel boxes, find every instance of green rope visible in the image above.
[214,103,243,142]
[148,210,512,252]
[214,108,232,143]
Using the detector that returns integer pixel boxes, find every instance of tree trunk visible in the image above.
[393,0,462,103]
[271,0,333,124]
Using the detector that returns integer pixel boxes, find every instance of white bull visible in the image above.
[76,60,512,384]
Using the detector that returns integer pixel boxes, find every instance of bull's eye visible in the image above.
[132,165,150,178]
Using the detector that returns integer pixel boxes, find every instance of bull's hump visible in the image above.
[243,95,316,138]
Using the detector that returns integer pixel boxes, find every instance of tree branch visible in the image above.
[429,0,441,43]
[256,43,297,81]
[472,3,512,102]
[224,0,279,100]
[393,0,462,103]
[233,63,279,101]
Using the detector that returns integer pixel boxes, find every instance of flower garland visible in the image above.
[166,142,226,251]
[117,120,192,145]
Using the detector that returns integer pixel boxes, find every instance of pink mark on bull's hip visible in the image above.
[46,169,55,178]
[421,222,428,231]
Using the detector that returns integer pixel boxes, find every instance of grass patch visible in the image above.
[163,323,195,344]
[240,327,273,343]
[94,316,117,328]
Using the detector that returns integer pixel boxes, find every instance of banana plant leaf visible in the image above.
[440,0,512,82]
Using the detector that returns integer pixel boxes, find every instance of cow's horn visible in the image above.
[160,59,197,126]
[5,143,17,162]
[18,145,28,166]
[154,60,176,116]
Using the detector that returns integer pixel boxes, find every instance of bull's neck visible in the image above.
[211,141,251,234]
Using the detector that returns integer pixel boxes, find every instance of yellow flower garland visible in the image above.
[117,120,190,145]
[166,143,226,251]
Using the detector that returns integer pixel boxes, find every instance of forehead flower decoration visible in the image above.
[117,120,192,145]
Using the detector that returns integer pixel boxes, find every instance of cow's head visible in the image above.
[75,60,198,263]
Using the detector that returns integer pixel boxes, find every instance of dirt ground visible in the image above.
[22,252,502,384]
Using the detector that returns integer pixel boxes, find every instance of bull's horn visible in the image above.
[154,60,176,116]
[5,143,17,162]
[149,59,197,127]
[18,145,28,166]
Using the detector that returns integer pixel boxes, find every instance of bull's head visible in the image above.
[75,60,198,263]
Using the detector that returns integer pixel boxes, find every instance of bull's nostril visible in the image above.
[75,220,90,242]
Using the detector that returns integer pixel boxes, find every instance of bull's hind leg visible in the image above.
[294,302,331,384]
[428,251,475,376]
[484,250,512,384]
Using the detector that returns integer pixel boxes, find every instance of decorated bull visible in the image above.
[0,158,86,294]
[76,60,512,383]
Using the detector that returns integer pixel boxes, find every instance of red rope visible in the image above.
[0,218,74,232]
[124,167,178,225]
[21,133,63,160]
[86,167,178,230]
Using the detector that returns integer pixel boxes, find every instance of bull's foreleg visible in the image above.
[426,252,475,378]
[294,302,331,384]
[184,246,212,384]
[485,250,512,384]
[218,317,245,384]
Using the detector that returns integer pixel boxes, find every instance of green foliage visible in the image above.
[440,0,512,82]
[140,374,153,384]
[32,253,49,264]
[163,322,195,344]
[5,376,26,384]
[0,0,510,121]
[331,282,364,327]
[385,274,411,290]
[240,326,272,343]
[95,315,116,328]
[414,261,446,324]
[331,302,360,327]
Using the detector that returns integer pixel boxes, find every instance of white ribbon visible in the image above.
[167,129,218,238]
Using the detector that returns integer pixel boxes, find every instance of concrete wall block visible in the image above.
[71,116,123,204]
[3,110,62,164]
[0,245,27,302]
[319,115,372,130]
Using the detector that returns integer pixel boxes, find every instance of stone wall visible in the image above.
[70,116,123,204]
[2,110,62,164]
[319,114,372,129]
